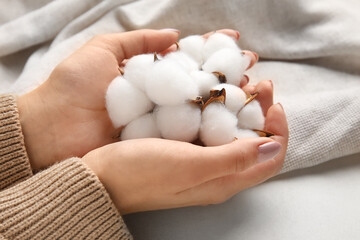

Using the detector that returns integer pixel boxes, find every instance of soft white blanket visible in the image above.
[0,1,359,172]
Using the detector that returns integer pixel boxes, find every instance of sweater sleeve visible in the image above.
[0,95,133,239]
[0,95,33,190]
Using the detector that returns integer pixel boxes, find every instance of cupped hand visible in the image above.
[83,80,288,214]
[17,28,257,171]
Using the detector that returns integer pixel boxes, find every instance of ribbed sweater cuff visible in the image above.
[0,95,33,190]
[0,157,132,240]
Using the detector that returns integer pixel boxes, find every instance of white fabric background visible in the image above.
[0,0,359,239]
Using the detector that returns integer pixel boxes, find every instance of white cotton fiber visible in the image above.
[124,54,154,92]
[190,71,219,99]
[106,76,154,128]
[237,100,265,130]
[203,33,240,60]
[179,35,205,66]
[202,48,251,86]
[146,60,199,106]
[164,51,199,73]
[200,103,238,146]
[212,83,247,113]
[234,129,259,139]
[121,113,161,140]
[154,103,201,142]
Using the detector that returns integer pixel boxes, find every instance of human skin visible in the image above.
[17,29,288,213]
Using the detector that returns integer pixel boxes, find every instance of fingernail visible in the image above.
[239,74,249,87]
[277,102,284,111]
[235,31,240,40]
[268,80,273,89]
[253,52,259,62]
[160,28,180,34]
[258,142,281,163]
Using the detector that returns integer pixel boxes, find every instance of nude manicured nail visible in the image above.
[160,28,180,34]
[258,142,281,163]
[253,52,259,62]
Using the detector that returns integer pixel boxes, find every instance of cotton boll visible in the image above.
[179,35,205,66]
[202,48,251,86]
[200,103,238,146]
[212,83,247,113]
[190,71,219,99]
[146,60,199,106]
[203,33,240,60]
[234,129,259,139]
[164,51,199,73]
[106,76,154,128]
[237,100,265,130]
[121,113,161,140]
[123,54,154,91]
[154,103,201,142]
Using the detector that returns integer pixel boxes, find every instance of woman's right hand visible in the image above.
[83,80,288,214]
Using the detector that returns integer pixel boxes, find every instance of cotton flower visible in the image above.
[200,102,238,146]
[121,113,161,140]
[203,33,239,60]
[164,51,199,73]
[202,48,251,86]
[154,103,201,142]
[190,71,219,99]
[212,83,247,113]
[123,54,154,92]
[146,59,199,106]
[234,129,259,139]
[237,100,265,130]
[179,35,205,66]
[106,76,154,128]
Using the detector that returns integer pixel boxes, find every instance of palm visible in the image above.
[44,45,122,159]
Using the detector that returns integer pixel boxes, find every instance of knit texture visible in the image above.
[0,95,132,240]
[0,95,33,190]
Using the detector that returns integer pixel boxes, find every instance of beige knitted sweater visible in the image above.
[0,95,132,239]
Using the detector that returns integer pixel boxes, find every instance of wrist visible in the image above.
[17,88,55,170]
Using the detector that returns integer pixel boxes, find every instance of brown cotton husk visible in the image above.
[202,88,226,111]
[245,92,259,106]
[154,53,159,62]
[175,41,180,50]
[253,129,275,137]
[118,66,124,75]
[189,96,204,108]
[212,71,227,83]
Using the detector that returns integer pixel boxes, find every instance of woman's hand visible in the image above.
[16,29,257,171]
[83,80,288,214]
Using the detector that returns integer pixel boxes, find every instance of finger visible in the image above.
[186,137,281,187]
[202,29,240,40]
[177,104,288,206]
[242,50,258,70]
[88,29,179,63]
[239,74,249,88]
[254,80,274,116]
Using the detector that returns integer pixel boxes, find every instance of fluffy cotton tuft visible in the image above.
[106,76,154,128]
[235,129,259,139]
[154,103,201,142]
[123,54,154,92]
[237,100,265,130]
[190,71,219,99]
[121,113,161,140]
[203,33,240,60]
[179,35,205,66]
[202,48,251,86]
[164,51,199,73]
[146,60,199,106]
[212,83,247,113]
[200,103,238,146]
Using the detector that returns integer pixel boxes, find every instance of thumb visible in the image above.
[89,29,180,63]
[193,138,282,185]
